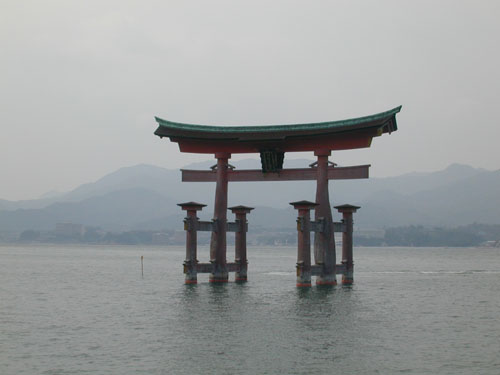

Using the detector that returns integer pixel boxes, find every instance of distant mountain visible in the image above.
[0,188,176,232]
[407,169,500,226]
[351,167,500,228]
[0,196,56,211]
[0,161,498,233]
[365,163,486,196]
[59,164,181,203]
[0,159,319,211]
[0,164,184,211]
[38,190,64,199]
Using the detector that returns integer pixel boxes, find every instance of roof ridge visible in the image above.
[154,106,402,133]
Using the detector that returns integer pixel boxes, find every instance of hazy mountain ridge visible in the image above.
[365,163,485,197]
[0,161,498,233]
[0,188,176,232]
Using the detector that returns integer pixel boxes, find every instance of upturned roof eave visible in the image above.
[154,105,401,139]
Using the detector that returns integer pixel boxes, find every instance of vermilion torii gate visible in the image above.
[154,106,401,286]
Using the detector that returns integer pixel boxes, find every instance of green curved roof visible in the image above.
[154,106,401,135]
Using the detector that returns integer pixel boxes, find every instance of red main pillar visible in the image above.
[314,150,337,286]
[209,152,231,283]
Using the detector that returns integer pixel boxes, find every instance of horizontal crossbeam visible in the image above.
[311,264,347,275]
[333,222,347,233]
[182,165,370,182]
[195,262,241,273]
[299,220,346,233]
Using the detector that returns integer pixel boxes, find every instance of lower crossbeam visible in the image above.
[195,262,241,273]
[310,264,347,276]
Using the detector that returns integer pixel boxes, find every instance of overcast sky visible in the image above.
[1,0,499,200]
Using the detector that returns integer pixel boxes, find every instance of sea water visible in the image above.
[1,245,499,374]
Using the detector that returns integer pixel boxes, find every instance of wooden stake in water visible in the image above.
[141,255,144,278]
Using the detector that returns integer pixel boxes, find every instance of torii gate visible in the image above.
[154,106,401,286]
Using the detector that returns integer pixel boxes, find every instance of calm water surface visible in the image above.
[1,245,499,374]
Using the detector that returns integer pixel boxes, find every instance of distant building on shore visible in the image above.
[54,223,85,237]
[482,240,500,248]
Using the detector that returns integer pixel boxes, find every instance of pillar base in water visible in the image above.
[183,261,198,285]
[342,268,353,285]
[296,273,312,287]
[342,275,353,285]
[209,279,229,283]
[316,273,337,286]
[209,272,229,283]
[235,273,247,282]
[316,279,337,286]
[296,282,312,287]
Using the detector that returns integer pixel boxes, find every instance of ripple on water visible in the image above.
[0,245,499,375]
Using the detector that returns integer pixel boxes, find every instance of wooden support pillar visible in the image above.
[314,150,337,286]
[210,152,231,283]
[290,200,318,287]
[178,202,206,284]
[229,205,254,282]
[335,204,360,285]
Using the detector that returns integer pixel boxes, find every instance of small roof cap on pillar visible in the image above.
[177,201,207,211]
[334,204,361,213]
[289,200,318,209]
[228,205,254,214]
